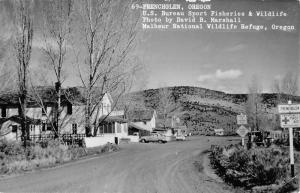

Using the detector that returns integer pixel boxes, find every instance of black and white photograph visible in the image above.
[0,0,299,192]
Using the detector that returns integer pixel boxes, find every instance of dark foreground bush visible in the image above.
[210,144,290,189]
[0,139,119,175]
[273,137,300,151]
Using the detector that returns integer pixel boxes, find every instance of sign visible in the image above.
[278,104,300,114]
[278,101,297,177]
[237,114,247,125]
[280,114,300,128]
[236,125,249,137]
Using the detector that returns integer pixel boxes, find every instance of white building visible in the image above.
[127,110,157,136]
[0,87,129,146]
[214,128,224,136]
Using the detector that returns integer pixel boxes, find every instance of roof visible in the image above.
[0,86,108,107]
[153,127,175,131]
[99,115,127,124]
[127,110,155,122]
[0,115,41,125]
[128,122,150,131]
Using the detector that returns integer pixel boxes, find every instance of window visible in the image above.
[99,123,115,134]
[30,125,34,133]
[1,106,6,118]
[12,125,18,133]
[47,125,52,131]
[67,103,72,115]
[72,123,77,134]
[42,122,46,132]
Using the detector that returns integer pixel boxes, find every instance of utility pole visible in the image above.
[288,100,295,177]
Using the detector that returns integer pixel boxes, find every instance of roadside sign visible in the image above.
[237,114,247,125]
[278,100,297,177]
[280,114,300,128]
[278,104,300,114]
[236,125,249,137]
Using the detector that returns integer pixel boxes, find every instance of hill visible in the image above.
[120,86,300,135]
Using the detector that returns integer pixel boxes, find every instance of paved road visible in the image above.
[0,136,237,193]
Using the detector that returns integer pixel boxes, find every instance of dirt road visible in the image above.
[0,136,238,193]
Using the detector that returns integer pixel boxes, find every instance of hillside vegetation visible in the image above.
[121,86,300,135]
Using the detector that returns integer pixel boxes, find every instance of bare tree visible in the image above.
[0,2,17,93]
[272,71,299,103]
[157,87,181,128]
[246,76,264,131]
[40,0,74,138]
[119,92,147,118]
[73,0,141,136]
[12,0,34,146]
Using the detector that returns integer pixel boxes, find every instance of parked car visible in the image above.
[176,135,186,141]
[139,133,167,143]
[247,131,271,148]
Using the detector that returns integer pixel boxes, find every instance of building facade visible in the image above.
[0,87,129,145]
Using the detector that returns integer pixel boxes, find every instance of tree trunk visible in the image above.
[20,90,28,147]
[85,89,92,137]
[55,81,61,139]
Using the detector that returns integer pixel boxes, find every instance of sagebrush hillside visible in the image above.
[121,86,300,135]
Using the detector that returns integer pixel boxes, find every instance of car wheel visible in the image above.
[140,139,146,143]
[158,140,163,144]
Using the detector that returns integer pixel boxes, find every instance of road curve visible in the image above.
[0,136,236,193]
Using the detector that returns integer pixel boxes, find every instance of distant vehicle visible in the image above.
[139,133,167,143]
[247,131,271,147]
[176,135,186,141]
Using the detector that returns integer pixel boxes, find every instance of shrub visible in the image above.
[0,140,120,175]
[0,139,24,161]
[101,143,120,153]
[68,147,87,159]
[273,137,300,151]
[210,144,290,189]
[86,143,120,155]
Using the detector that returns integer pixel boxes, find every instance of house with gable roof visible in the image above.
[126,109,157,136]
[0,86,129,146]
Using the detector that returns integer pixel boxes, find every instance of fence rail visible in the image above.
[29,134,86,147]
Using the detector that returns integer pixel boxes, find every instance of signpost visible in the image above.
[278,101,300,177]
[236,125,249,146]
[236,113,248,148]
[280,114,300,128]
[237,114,247,125]
[278,104,300,114]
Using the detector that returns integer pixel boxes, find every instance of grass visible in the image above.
[0,139,119,175]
